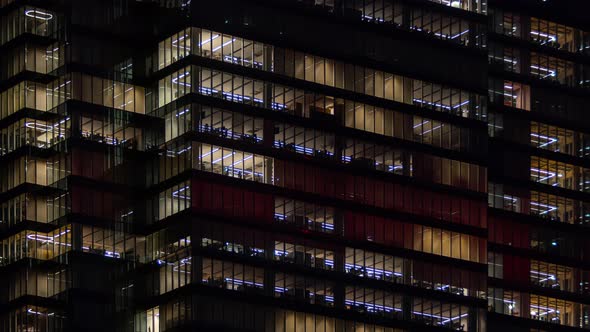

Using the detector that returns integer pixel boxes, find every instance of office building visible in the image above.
[0,0,588,331]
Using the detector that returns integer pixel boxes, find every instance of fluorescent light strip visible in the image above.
[413,120,430,129]
[344,263,402,277]
[530,65,556,78]
[362,15,385,23]
[530,304,557,316]
[176,147,192,155]
[172,186,190,199]
[223,55,263,68]
[197,86,286,110]
[491,56,518,64]
[530,133,558,147]
[530,201,558,214]
[198,125,245,140]
[490,194,518,203]
[25,122,66,134]
[530,167,559,182]
[530,31,557,42]
[345,299,399,313]
[27,309,55,316]
[413,98,469,110]
[25,9,53,20]
[199,35,219,46]
[26,229,71,247]
[421,125,443,135]
[273,213,335,230]
[172,71,191,86]
[413,98,451,110]
[453,100,470,108]
[225,167,264,177]
[171,34,190,51]
[388,165,404,171]
[172,257,191,273]
[120,211,134,218]
[212,38,236,52]
[530,270,557,282]
[230,155,252,167]
[211,152,235,164]
[224,277,263,288]
[201,148,220,158]
[175,109,190,117]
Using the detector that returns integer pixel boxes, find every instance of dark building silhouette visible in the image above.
[0,0,589,331]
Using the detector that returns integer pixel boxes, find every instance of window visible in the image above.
[531,122,590,159]
[531,156,590,193]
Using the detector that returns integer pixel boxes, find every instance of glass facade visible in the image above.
[486,1,590,331]
[0,0,587,331]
